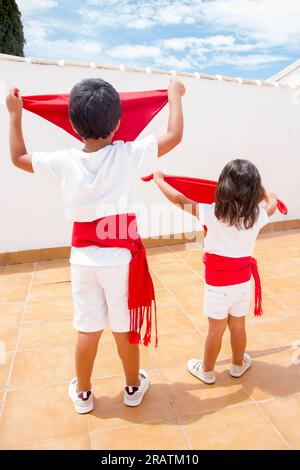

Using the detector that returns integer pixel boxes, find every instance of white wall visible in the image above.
[0,56,299,254]
[276,66,300,86]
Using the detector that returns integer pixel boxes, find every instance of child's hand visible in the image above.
[261,191,278,216]
[153,171,165,183]
[168,78,185,101]
[6,88,23,116]
[262,191,277,203]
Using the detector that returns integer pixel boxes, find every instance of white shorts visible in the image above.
[71,263,130,333]
[203,281,252,320]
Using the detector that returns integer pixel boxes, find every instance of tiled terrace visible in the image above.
[0,230,300,450]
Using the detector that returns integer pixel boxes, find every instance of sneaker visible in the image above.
[68,377,94,414]
[124,369,150,407]
[229,353,252,378]
[187,359,216,384]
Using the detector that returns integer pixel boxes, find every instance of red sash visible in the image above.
[72,214,157,346]
[22,90,168,143]
[203,253,263,317]
[142,174,288,216]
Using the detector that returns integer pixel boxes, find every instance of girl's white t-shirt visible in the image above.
[198,203,269,258]
[32,135,158,267]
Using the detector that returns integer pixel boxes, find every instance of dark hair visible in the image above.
[69,78,121,139]
[215,159,265,229]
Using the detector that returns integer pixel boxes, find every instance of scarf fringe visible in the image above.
[251,258,263,317]
[129,301,157,347]
[254,290,263,317]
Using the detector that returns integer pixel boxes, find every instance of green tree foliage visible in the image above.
[0,1,25,57]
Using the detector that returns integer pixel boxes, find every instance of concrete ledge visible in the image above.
[0,220,299,266]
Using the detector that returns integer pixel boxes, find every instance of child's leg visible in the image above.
[76,330,102,391]
[227,315,246,366]
[113,332,140,385]
[203,318,227,371]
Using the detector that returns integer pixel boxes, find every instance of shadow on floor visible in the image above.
[90,352,300,425]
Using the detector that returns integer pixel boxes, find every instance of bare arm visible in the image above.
[261,192,278,217]
[153,171,198,217]
[6,88,33,173]
[157,78,185,158]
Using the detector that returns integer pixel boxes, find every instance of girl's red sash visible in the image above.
[203,253,263,316]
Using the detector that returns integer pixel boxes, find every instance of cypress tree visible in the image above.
[0,0,25,57]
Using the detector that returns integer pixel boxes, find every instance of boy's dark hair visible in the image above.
[215,159,265,230]
[69,78,121,140]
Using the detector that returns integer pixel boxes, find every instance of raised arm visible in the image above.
[157,78,185,158]
[6,88,33,173]
[153,171,198,217]
[261,191,278,217]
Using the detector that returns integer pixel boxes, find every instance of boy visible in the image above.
[6,77,185,413]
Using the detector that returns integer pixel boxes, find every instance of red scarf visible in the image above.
[142,173,288,215]
[22,90,168,142]
[72,214,157,346]
[203,253,263,316]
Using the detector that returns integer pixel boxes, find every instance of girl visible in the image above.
[153,159,277,384]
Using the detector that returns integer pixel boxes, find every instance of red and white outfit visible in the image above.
[198,203,269,320]
[32,135,158,343]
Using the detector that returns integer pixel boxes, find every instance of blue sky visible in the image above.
[17,0,300,80]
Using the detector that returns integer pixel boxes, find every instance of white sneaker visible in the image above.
[229,353,252,378]
[124,369,150,407]
[187,359,216,384]
[68,377,94,414]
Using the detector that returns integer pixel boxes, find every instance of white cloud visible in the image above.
[208,53,287,70]
[17,0,58,14]
[155,4,197,25]
[199,0,300,48]
[79,0,204,30]
[107,36,286,72]
[108,43,193,70]
[109,45,162,60]
[24,20,102,60]
[160,35,236,52]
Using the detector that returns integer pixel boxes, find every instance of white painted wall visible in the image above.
[277,67,300,86]
[0,56,299,254]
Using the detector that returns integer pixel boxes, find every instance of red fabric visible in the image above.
[203,253,263,316]
[142,173,288,215]
[22,90,168,142]
[72,214,157,346]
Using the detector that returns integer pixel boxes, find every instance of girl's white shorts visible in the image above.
[203,281,252,320]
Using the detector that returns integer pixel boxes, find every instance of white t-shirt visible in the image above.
[198,203,269,258]
[32,135,158,266]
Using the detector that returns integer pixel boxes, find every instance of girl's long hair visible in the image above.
[215,159,265,230]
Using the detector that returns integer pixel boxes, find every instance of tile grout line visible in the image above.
[233,372,292,449]
[0,263,37,423]
[146,255,194,449]
[2,432,91,451]
[151,251,205,338]
[148,349,193,449]
[152,248,231,449]
[167,243,205,281]
[254,400,292,449]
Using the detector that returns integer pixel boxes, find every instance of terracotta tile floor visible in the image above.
[0,230,300,450]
